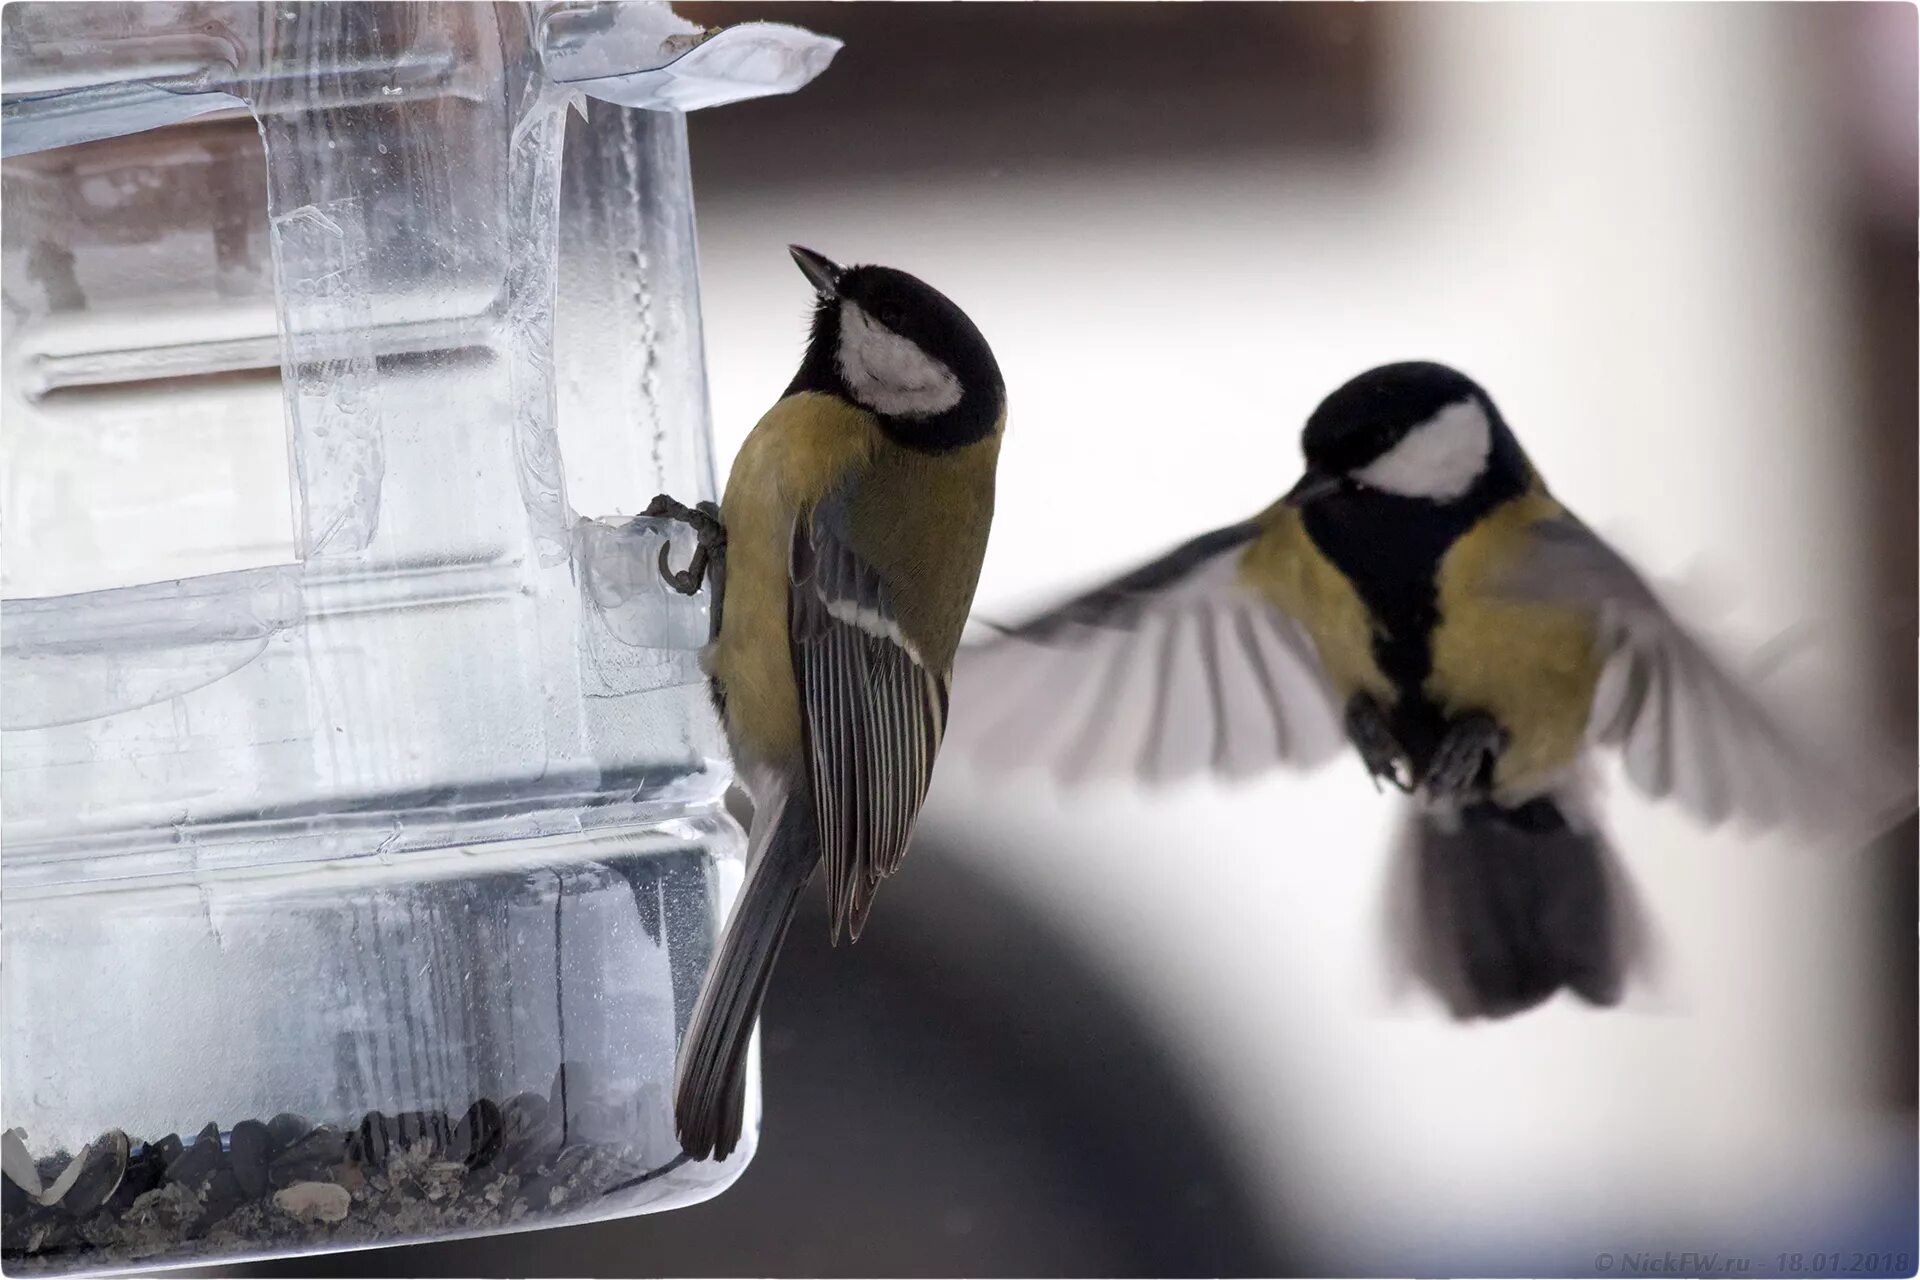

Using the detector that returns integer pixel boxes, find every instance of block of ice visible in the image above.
[0,3,834,1271]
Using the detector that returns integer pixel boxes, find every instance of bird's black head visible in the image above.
[784,246,1005,453]
[1286,361,1529,508]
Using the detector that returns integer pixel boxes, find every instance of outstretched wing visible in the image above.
[1497,516,1909,834]
[790,492,949,942]
[951,522,1346,785]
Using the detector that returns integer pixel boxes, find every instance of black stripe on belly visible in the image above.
[1301,482,1514,773]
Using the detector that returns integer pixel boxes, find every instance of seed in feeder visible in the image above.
[265,1113,311,1151]
[272,1180,350,1224]
[193,1168,245,1230]
[353,1111,391,1168]
[228,1121,273,1199]
[54,1130,128,1217]
[164,1124,222,1186]
[394,1110,449,1156]
[455,1099,503,1170]
[2,1131,41,1199]
[126,1182,195,1234]
[150,1133,184,1171]
[268,1126,347,1188]
[108,1143,165,1214]
[34,1139,92,1208]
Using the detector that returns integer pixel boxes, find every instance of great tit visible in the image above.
[956,361,1902,1019]
[648,247,1005,1160]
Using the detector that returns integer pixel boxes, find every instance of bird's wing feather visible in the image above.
[951,522,1346,785]
[1497,516,1908,834]
[790,490,948,942]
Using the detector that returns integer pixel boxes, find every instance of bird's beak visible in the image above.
[789,245,843,299]
[1283,470,1342,508]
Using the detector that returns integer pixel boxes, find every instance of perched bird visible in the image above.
[648,246,1005,1160]
[956,361,1899,1019]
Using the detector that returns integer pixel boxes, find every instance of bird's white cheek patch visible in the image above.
[836,302,963,419]
[1355,399,1492,500]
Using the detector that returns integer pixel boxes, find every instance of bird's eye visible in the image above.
[873,301,904,329]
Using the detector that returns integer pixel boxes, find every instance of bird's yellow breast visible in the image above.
[1239,501,1393,705]
[1239,487,1604,800]
[706,392,1003,777]
[709,393,879,771]
[1428,488,1603,796]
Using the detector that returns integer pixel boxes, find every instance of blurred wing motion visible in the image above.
[1499,517,1913,836]
[790,492,948,941]
[951,522,1345,785]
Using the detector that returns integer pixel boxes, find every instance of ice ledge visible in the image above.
[0,1,841,157]
[535,4,842,112]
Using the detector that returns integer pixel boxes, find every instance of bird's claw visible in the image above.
[1422,712,1508,797]
[645,493,726,597]
[1346,694,1414,794]
[655,540,708,595]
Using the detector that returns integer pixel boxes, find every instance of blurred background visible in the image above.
[233,3,1915,1275]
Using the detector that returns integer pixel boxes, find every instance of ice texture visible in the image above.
[0,3,835,1269]
[0,0,839,871]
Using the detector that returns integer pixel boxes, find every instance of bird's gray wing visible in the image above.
[951,522,1345,785]
[1497,516,1908,834]
[790,490,948,943]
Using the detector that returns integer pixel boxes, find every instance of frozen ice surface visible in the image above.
[5,824,738,1157]
[0,2,834,1271]
[537,7,843,111]
[0,0,844,869]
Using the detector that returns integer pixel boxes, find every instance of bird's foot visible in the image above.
[1346,694,1414,793]
[1422,712,1508,797]
[644,494,726,596]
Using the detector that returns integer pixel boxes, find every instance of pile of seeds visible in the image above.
[1,1065,670,1274]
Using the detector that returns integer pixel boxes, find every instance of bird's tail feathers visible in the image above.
[1387,791,1649,1019]
[673,781,817,1161]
